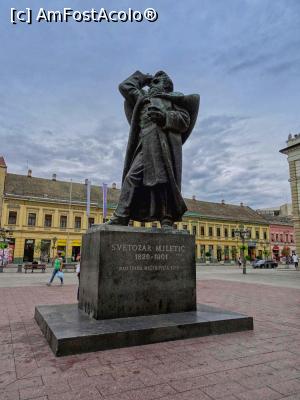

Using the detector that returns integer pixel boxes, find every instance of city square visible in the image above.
[0,266,300,399]
[1,0,300,399]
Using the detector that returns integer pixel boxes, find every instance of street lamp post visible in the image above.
[52,236,57,264]
[234,225,250,275]
[0,227,13,272]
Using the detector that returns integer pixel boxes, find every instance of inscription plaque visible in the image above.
[79,225,196,319]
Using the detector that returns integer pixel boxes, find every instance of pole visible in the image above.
[242,235,247,275]
[86,179,91,218]
[66,180,73,263]
[102,183,108,222]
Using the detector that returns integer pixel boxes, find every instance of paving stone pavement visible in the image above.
[0,279,300,400]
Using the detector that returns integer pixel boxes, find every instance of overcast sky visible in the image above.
[1,0,300,208]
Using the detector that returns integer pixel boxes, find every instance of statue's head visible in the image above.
[148,71,173,95]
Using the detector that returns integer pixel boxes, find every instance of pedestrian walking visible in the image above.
[238,257,242,268]
[76,256,80,300]
[292,252,299,270]
[47,254,64,285]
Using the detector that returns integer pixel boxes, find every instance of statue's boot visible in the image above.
[105,214,129,226]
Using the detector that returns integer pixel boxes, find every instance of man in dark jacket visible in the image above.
[108,70,200,227]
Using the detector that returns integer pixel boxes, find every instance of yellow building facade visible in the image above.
[0,158,270,264]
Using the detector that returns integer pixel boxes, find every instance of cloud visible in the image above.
[182,114,290,208]
[0,0,299,209]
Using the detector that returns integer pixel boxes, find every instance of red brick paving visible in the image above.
[0,280,300,400]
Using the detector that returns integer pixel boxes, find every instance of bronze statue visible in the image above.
[108,70,200,228]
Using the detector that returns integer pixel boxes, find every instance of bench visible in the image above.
[62,263,77,272]
[24,263,46,273]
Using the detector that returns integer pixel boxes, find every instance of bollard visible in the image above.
[17,264,22,273]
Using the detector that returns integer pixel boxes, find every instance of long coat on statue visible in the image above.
[119,71,200,222]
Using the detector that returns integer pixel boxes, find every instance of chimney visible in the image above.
[52,173,56,181]
[192,195,196,200]
[240,202,244,207]
[27,169,32,178]
[112,182,117,189]
[221,199,225,205]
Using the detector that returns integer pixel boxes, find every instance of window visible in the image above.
[192,226,197,236]
[60,215,67,228]
[182,224,188,230]
[128,220,134,226]
[209,227,213,237]
[152,222,158,228]
[200,226,205,236]
[140,222,145,227]
[224,228,228,237]
[291,235,294,243]
[286,234,289,242]
[280,234,283,242]
[8,211,17,225]
[28,213,36,226]
[44,214,52,227]
[75,217,81,229]
[173,223,177,229]
[263,231,267,240]
[231,229,235,238]
[271,233,274,242]
[216,227,221,237]
[255,230,259,240]
[276,234,279,241]
[88,217,95,228]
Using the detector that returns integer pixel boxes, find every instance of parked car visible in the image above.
[252,259,278,269]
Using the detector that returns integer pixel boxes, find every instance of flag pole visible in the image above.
[66,179,73,263]
[102,183,108,223]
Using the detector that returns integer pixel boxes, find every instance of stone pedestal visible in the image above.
[79,225,196,319]
[35,225,254,356]
[35,303,253,357]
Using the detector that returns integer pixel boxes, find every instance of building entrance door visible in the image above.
[72,246,81,262]
[217,246,222,261]
[23,239,35,262]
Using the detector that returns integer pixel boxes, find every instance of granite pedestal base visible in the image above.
[78,225,196,320]
[35,303,253,357]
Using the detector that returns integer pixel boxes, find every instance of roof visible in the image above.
[4,173,268,224]
[260,214,294,227]
[184,199,268,225]
[0,156,7,168]
[4,173,120,207]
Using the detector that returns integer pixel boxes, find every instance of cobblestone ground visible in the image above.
[0,280,300,400]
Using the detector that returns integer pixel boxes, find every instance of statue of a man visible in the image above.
[108,70,200,228]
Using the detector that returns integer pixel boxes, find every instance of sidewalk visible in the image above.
[0,279,300,400]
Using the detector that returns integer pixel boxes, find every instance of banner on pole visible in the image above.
[86,179,91,217]
[102,183,108,221]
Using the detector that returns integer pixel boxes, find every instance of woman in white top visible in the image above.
[76,256,80,300]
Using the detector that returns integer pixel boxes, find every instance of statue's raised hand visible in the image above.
[147,106,166,126]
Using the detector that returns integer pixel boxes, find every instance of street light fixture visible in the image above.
[0,227,13,272]
[234,225,250,275]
